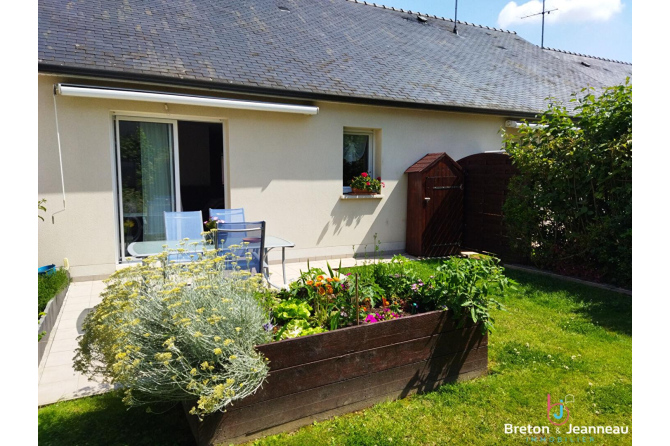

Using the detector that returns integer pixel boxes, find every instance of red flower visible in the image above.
[366,182,370,186]
[377,177,381,181]
[361,172,368,177]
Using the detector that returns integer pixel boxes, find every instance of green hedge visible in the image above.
[503,80,632,287]
[38,269,70,316]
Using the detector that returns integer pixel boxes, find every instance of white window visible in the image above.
[343,130,374,193]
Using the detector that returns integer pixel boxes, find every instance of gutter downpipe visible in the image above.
[51,87,66,224]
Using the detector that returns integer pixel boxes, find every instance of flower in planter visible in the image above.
[349,172,384,193]
[363,309,401,323]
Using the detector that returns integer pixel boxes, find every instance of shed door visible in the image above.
[423,172,463,257]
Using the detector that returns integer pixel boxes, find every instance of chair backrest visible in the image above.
[164,211,204,241]
[209,208,245,223]
[215,221,265,274]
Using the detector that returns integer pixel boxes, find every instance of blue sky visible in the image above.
[377,0,632,63]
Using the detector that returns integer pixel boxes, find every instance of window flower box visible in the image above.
[183,309,487,445]
[350,188,378,195]
[347,172,384,194]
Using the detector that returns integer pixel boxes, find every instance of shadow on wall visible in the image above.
[317,179,406,251]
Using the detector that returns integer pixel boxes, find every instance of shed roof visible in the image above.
[38,0,631,116]
[405,153,462,174]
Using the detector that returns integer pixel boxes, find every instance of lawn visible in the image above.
[38,265,632,446]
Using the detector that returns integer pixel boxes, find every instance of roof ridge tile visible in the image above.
[345,0,515,34]
[544,46,631,65]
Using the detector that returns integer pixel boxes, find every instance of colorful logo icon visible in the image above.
[547,394,570,426]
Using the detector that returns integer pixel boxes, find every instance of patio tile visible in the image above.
[53,331,83,343]
[43,350,78,368]
[39,379,80,406]
[66,286,94,297]
[69,281,93,290]
[64,294,92,305]
[59,311,85,322]
[40,364,81,385]
[48,338,80,354]
[60,307,90,319]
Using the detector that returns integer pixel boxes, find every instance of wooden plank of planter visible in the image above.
[221,347,488,438]
[257,310,473,371]
[229,325,487,408]
[192,347,488,445]
[222,368,487,445]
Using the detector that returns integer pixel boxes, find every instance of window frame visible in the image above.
[343,129,375,194]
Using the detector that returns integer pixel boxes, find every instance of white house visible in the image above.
[38,0,631,279]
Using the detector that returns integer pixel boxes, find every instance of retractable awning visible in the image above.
[54,84,319,115]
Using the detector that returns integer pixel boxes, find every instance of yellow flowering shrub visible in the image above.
[73,249,271,419]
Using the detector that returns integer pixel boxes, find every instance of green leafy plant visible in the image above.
[502,79,632,287]
[277,319,327,340]
[273,299,312,322]
[416,257,512,333]
[38,268,70,317]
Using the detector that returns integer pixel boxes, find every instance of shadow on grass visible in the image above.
[38,391,195,446]
[505,269,632,337]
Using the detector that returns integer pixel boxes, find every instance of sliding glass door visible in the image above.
[115,118,180,258]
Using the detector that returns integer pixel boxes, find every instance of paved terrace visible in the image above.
[38,254,408,406]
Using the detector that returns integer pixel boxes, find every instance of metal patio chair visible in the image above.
[209,208,245,223]
[164,210,204,262]
[214,220,266,276]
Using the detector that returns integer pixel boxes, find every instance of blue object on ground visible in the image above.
[38,264,56,276]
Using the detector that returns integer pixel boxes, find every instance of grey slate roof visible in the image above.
[38,0,632,116]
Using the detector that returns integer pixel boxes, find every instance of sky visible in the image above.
[376,0,632,63]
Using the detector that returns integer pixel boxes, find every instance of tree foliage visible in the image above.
[502,79,632,287]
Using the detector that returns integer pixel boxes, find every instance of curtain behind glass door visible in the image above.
[118,121,175,254]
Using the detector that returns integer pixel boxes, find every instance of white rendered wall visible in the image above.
[38,75,506,278]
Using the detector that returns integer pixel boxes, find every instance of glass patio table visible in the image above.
[127,236,295,287]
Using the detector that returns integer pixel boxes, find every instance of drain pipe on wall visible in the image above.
[51,89,66,224]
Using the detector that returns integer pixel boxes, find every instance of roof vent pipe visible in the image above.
[453,0,459,34]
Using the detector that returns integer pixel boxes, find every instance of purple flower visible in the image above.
[364,314,378,323]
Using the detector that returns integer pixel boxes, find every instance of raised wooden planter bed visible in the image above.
[184,309,488,445]
[38,277,70,366]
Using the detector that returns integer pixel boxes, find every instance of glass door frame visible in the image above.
[113,115,182,261]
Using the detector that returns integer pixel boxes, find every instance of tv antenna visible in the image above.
[521,0,558,49]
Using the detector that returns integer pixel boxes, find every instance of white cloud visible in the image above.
[497,0,623,29]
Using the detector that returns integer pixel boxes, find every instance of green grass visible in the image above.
[38,391,195,446]
[38,265,632,446]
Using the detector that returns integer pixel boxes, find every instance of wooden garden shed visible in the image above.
[405,153,464,257]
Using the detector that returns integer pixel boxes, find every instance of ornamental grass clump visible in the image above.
[73,250,271,419]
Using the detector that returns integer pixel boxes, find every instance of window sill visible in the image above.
[340,194,384,200]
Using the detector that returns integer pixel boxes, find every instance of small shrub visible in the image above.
[416,257,512,333]
[73,251,272,419]
[38,268,70,316]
